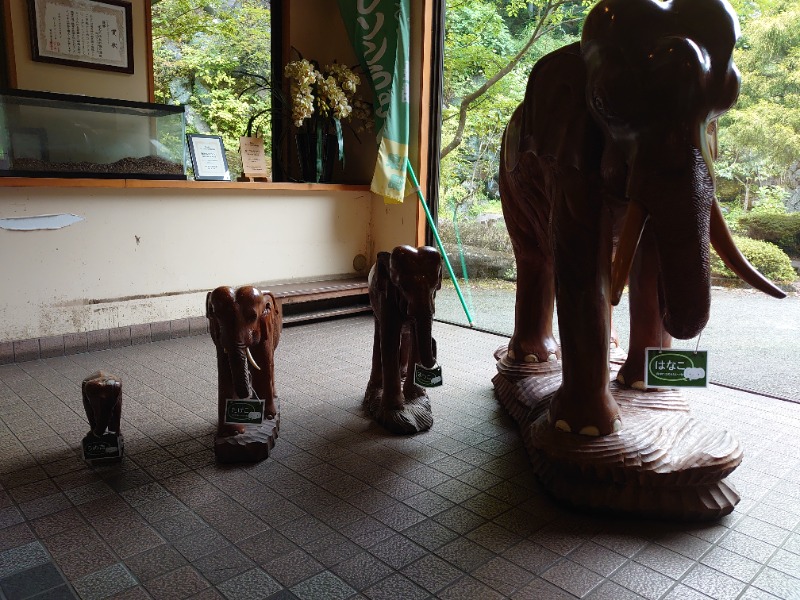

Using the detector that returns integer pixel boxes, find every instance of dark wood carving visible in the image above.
[206,286,282,463]
[494,0,785,519]
[364,245,443,434]
[81,371,123,464]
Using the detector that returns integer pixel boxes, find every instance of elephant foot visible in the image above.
[217,424,247,438]
[264,399,278,420]
[363,387,433,435]
[616,372,647,391]
[548,389,622,437]
[494,344,560,381]
[506,335,560,365]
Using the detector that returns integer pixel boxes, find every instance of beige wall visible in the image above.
[0,186,372,341]
[7,0,150,101]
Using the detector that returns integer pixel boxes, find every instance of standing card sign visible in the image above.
[27,0,134,73]
[187,134,231,181]
[238,136,270,181]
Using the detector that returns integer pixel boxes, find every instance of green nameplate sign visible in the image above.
[224,399,264,425]
[82,433,123,461]
[414,363,443,388]
[645,348,709,388]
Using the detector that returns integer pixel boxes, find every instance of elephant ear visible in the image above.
[389,246,411,287]
[419,246,443,291]
[205,291,213,319]
[260,291,282,345]
[516,42,600,171]
[373,252,392,296]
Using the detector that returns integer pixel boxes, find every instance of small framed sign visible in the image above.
[645,348,709,388]
[187,134,231,181]
[28,0,134,73]
[224,399,265,425]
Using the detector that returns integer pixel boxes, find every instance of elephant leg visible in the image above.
[617,225,673,389]
[367,318,383,391]
[380,316,405,411]
[216,350,245,437]
[501,149,559,364]
[549,188,620,436]
[402,324,425,400]
[251,343,277,420]
[509,253,559,363]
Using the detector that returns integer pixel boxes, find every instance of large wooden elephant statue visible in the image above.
[494,0,785,519]
[206,285,282,462]
[365,245,443,434]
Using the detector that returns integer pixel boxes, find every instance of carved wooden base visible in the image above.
[363,387,433,434]
[214,401,280,463]
[493,345,742,520]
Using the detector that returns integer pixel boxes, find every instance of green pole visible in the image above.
[406,158,475,327]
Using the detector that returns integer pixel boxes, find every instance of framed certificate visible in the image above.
[28,0,134,73]
[187,134,231,181]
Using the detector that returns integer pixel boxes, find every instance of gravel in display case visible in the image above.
[0,90,186,179]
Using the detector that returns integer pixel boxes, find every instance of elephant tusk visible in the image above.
[246,347,262,371]
[710,200,786,299]
[611,201,649,306]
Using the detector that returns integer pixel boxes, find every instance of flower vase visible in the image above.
[296,130,338,183]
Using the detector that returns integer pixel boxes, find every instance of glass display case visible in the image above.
[0,90,186,179]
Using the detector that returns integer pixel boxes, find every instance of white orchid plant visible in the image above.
[284,58,372,181]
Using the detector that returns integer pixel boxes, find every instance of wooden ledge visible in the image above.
[0,177,372,192]
[265,277,369,305]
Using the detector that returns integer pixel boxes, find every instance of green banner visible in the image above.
[338,0,410,204]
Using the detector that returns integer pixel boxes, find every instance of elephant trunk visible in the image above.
[631,146,713,340]
[414,316,437,369]
[229,345,254,399]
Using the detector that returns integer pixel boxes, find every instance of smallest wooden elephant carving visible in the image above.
[206,285,282,463]
[364,245,443,434]
[81,371,123,463]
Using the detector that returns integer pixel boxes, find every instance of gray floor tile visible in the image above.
[0,562,67,600]
[0,541,50,578]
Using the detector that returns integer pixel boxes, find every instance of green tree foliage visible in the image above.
[717,0,800,204]
[440,0,590,222]
[151,0,273,175]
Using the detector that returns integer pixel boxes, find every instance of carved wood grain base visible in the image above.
[363,387,433,434]
[493,345,742,521]
[214,401,280,463]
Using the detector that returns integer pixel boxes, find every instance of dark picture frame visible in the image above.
[187,134,230,181]
[27,0,134,73]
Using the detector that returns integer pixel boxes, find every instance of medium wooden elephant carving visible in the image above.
[365,245,443,434]
[499,0,785,437]
[206,286,282,440]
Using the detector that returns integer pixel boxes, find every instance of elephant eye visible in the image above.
[244,308,258,322]
[592,93,606,115]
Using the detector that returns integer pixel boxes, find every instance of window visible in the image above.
[151,0,279,179]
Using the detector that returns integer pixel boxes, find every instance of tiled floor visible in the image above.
[1,315,799,600]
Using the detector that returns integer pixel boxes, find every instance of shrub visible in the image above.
[738,212,800,257]
[711,236,797,283]
[437,219,513,254]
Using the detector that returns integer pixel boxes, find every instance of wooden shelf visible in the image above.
[0,177,372,192]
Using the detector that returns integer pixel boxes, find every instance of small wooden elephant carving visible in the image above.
[81,371,123,463]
